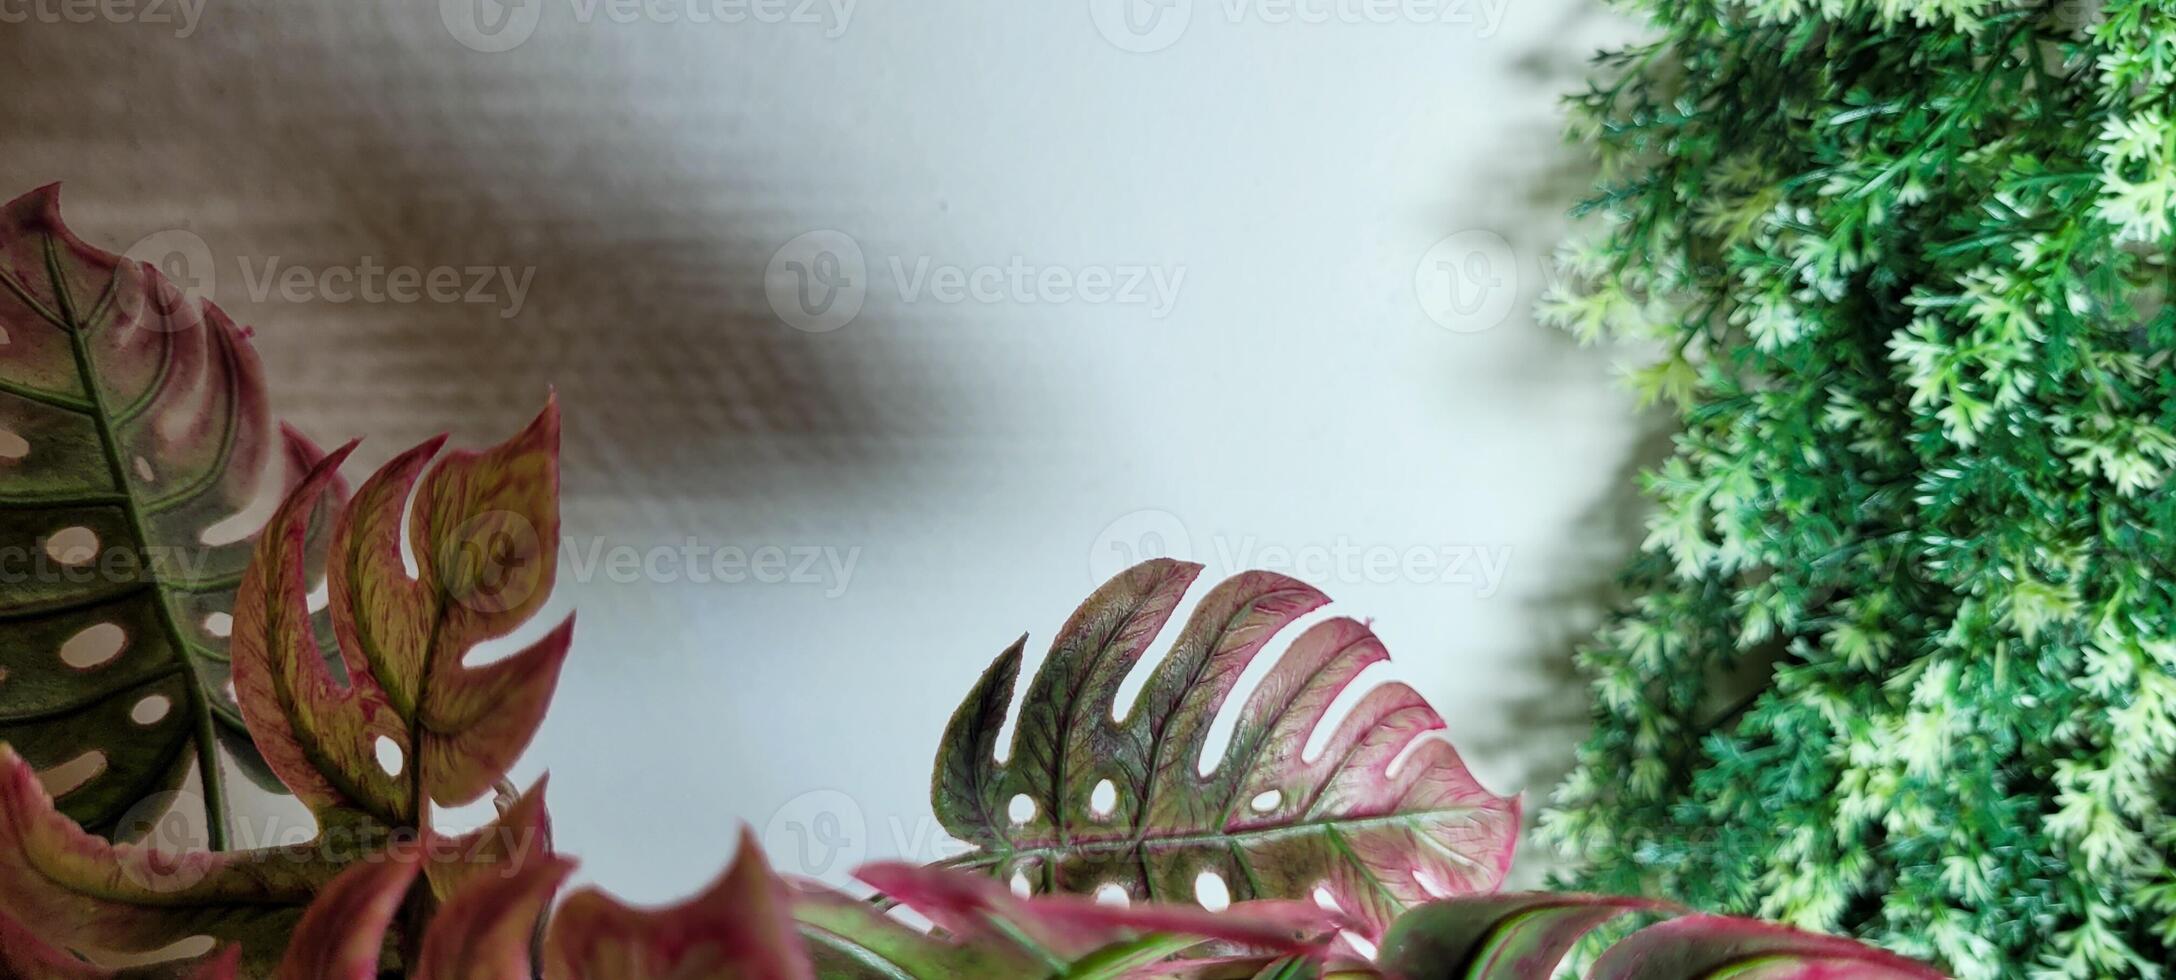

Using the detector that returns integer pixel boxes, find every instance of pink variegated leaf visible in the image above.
[0,746,338,971]
[230,443,405,826]
[545,828,814,980]
[1120,954,1381,979]
[792,886,1047,978]
[272,852,421,980]
[0,910,242,980]
[232,401,570,828]
[421,775,554,903]
[1374,896,1947,979]
[798,861,1336,979]
[1374,894,1665,979]
[0,717,563,976]
[261,818,561,980]
[412,853,573,980]
[0,185,347,846]
[854,861,1338,960]
[0,908,234,980]
[934,560,1518,940]
[265,825,564,980]
[0,909,112,980]
[1587,915,1947,980]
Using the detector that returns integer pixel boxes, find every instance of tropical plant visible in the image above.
[930,562,1518,936]
[1534,0,2176,976]
[0,183,345,847]
[1374,894,1946,979]
[0,187,1945,977]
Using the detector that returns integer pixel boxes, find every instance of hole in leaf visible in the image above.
[1250,789,1282,813]
[200,446,301,547]
[0,428,26,462]
[1302,660,1391,764]
[375,737,406,777]
[1343,932,1380,960]
[145,936,218,962]
[203,612,233,638]
[889,906,937,935]
[59,623,127,669]
[132,694,173,725]
[133,455,156,483]
[1094,883,1130,907]
[45,526,99,567]
[397,495,421,579]
[1090,779,1116,818]
[1112,651,1156,725]
[1007,794,1036,825]
[1196,613,1324,777]
[1009,871,1032,897]
[1384,731,1433,780]
[1194,871,1230,911]
[1413,867,1452,898]
[37,751,106,797]
[1311,885,1343,914]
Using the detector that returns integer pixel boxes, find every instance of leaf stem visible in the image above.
[46,236,231,851]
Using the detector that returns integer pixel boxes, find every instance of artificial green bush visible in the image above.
[1536,1,2176,977]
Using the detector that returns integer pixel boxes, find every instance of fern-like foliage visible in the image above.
[1537,2,2176,977]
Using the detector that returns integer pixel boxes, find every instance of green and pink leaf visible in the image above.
[0,745,334,963]
[232,401,570,829]
[935,560,1518,939]
[1375,895,1948,979]
[0,184,347,845]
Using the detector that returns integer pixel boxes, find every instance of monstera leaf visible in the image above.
[0,185,346,847]
[231,398,570,832]
[933,560,1519,940]
[1373,895,1948,979]
[802,860,1338,980]
[0,410,569,975]
[0,909,241,980]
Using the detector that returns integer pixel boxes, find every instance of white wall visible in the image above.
[3,0,1646,900]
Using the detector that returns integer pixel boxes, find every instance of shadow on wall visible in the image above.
[0,2,944,531]
[1445,0,1670,884]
